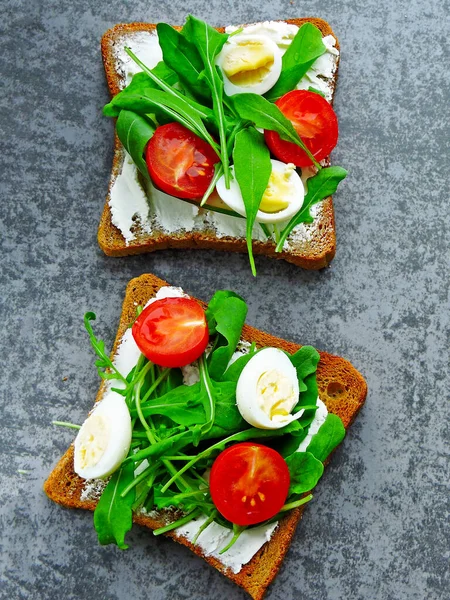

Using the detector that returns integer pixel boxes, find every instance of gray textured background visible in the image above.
[1,0,449,599]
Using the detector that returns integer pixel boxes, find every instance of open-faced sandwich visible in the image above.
[44,274,367,599]
[99,17,346,273]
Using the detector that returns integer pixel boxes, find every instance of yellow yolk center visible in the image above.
[222,41,274,86]
[259,168,294,213]
[77,414,110,469]
[256,369,297,422]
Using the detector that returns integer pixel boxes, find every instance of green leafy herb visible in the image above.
[112,91,218,155]
[306,413,346,462]
[276,166,347,252]
[115,110,155,178]
[93,462,136,549]
[157,23,209,101]
[182,16,230,185]
[84,313,128,387]
[233,127,272,276]
[131,386,204,426]
[206,291,248,379]
[265,23,326,102]
[285,451,324,495]
[232,93,321,169]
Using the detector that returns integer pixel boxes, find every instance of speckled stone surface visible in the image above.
[1,0,449,598]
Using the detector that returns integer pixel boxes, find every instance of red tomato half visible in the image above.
[264,90,338,167]
[132,297,209,368]
[209,443,290,526]
[145,122,217,199]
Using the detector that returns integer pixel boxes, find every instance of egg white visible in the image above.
[236,347,302,430]
[74,391,132,480]
[216,159,304,224]
[216,33,282,96]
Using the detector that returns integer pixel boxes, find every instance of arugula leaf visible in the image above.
[133,387,205,426]
[276,166,347,252]
[103,64,179,117]
[206,290,245,335]
[306,413,346,462]
[210,380,244,431]
[265,23,326,102]
[232,93,321,168]
[221,350,257,382]
[93,462,136,549]
[157,23,209,101]
[233,127,272,276]
[182,16,230,185]
[135,378,242,432]
[206,293,248,380]
[112,92,217,153]
[285,451,324,495]
[84,313,128,387]
[115,110,154,179]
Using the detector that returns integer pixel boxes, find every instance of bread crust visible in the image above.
[44,273,366,600]
[98,19,341,269]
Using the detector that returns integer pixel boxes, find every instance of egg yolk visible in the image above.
[77,414,110,469]
[259,167,295,213]
[222,40,274,86]
[256,369,297,422]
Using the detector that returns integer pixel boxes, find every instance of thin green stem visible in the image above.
[140,368,170,404]
[192,510,217,545]
[52,421,81,430]
[280,494,313,512]
[120,463,159,497]
[200,163,223,207]
[153,508,202,536]
[219,525,245,554]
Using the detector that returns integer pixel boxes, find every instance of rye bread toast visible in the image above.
[98,19,341,269]
[44,273,367,599]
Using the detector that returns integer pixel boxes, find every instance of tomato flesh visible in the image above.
[209,442,290,526]
[146,122,218,199]
[132,297,209,368]
[264,90,338,167]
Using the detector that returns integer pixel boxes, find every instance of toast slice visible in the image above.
[44,273,367,600]
[98,19,341,269]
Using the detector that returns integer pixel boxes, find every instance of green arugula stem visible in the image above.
[259,223,272,238]
[141,367,170,403]
[124,48,220,157]
[84,313,129,388]
[164,455,197,461]
[280,494,313,512]
[131,471,157,511]
[52,421,81,430]
[153,508,203,536]
[219,524,245,554]
[192,510,218,545]
[120,463,159,498]
[198,354,215,434]
[273,223,281,244]
[200,163,223,207]
[275,206,309,252]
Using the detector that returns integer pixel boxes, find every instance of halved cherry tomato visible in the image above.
[145,122,218,199]
[209,442,290,526]
[132,297,209,368]
[264,90,338,167]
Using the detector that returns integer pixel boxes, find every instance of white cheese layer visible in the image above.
[109,21,338,245]
[176,517,279,574]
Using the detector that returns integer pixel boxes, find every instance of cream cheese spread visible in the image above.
[109,21,339,246]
